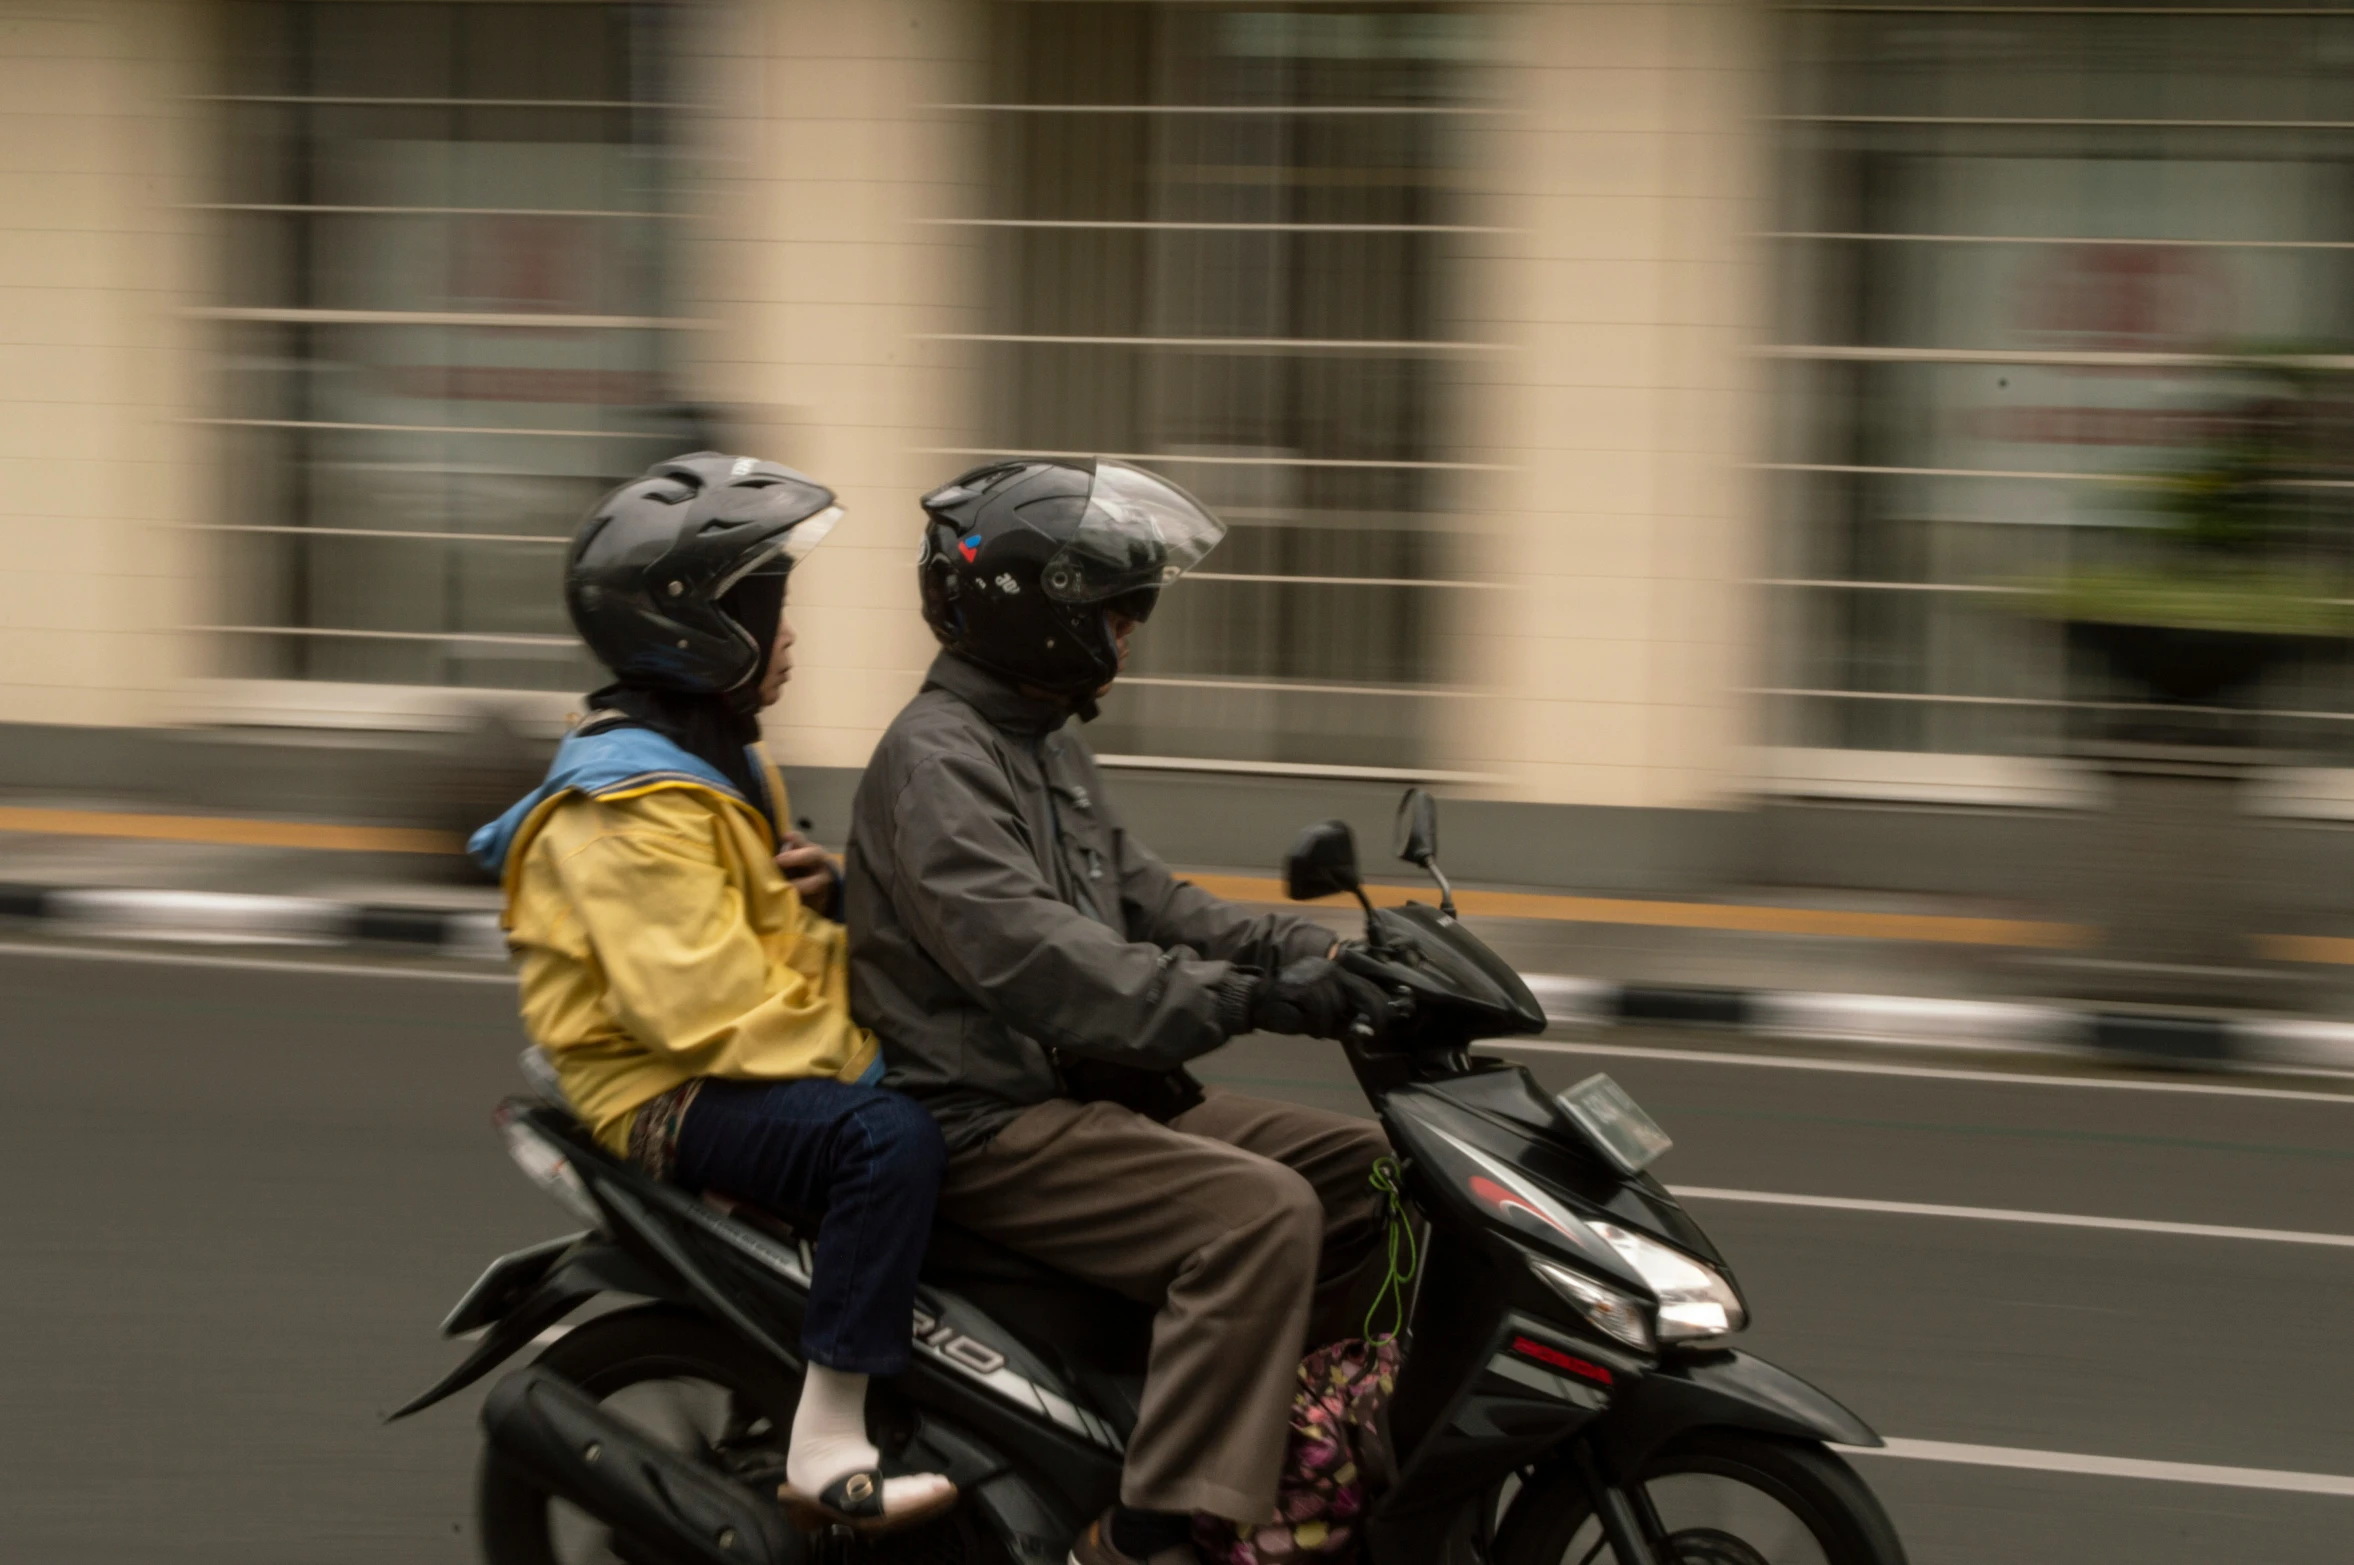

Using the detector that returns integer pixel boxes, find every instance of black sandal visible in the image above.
[777,1470,957,1535]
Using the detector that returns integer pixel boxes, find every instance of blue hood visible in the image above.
[468,723,763,878]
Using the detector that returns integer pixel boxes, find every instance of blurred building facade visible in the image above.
[0,0,1765,825]
[15,0,2354,854]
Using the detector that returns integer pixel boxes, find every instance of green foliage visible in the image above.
[2015,358,2354,639]
[2024,567,2351,636]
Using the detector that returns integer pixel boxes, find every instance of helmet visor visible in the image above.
[712,505,844,594]
[781,504,843,564]
[1041,463,1226,604]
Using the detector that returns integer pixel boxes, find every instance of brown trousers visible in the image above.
[936,1087,1391,1523]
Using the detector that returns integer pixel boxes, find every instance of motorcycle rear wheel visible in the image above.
[476,1306,1009,1565]
[1493,1431,1908,1565]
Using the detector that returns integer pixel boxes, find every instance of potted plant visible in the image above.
[2020,362,2354,730]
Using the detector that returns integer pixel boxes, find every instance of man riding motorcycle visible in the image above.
[468,452,956,1533]
[844,458,1394,1565]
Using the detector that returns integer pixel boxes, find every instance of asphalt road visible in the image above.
[4,939,2351,1564]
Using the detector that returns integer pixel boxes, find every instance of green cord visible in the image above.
[1362,1156,1419,1342]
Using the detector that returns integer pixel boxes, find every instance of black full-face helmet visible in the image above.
[917,458,1227,696]
[566,452,841,693]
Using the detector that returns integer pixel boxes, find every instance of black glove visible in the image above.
[1249,956,1392,1041]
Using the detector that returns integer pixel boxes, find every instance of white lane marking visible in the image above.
[1495,1037,2354,1105]
[1672,1186,2354,1249]
[1747,990,2084,1052]
[1840,1437,2354,1498]
[0,937,514,984]
[48,887,351,942]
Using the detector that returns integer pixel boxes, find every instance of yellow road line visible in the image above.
[1189,874,2084,948]
[2257,934,2354,967]
[0,806,460,855]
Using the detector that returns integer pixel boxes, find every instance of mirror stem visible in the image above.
[1426,861,1457,920]
[1351,885,1380,943]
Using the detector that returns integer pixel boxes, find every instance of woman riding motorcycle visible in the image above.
[467,452,955,1533]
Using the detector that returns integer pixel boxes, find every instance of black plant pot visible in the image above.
[2065,620,2299,708]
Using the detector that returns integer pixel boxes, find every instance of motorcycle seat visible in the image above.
[507,1092,1153,1438]
[509,1072,1151,1422]
[919,1220,1153,1435]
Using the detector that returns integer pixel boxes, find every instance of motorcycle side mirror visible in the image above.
[1392,787,1457,918]
[1284,819,1381,938]
[1394,788,1439,866]
[1286,819,1364,902]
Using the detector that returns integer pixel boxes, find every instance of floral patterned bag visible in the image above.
[1193,1337,1401,1563]
[1196,1161,1417,1564]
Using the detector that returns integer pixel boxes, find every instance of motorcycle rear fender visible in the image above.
[395,1155,828,1424]
[492,1101,811,1371]
[1596,1348,1879,1480]
[441,1231,587,1338]
[589,1178,807,1369]
[386,1239,682,1421]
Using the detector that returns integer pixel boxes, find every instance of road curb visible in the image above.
[1523,976,2354,1075]
[0,880,503,959]
[7,882,2354,1074]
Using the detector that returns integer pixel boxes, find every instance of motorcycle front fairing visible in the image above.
[1335,902,1881,1562]
[1403,1064,1722,1259]
[1342,903,1548,1051]
[1365,1076,1880,1562]
[1366,1081,1666,1558]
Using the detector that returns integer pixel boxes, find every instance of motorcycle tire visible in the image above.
[1493,1430,1908,1565]
[476,1305,1009,1565]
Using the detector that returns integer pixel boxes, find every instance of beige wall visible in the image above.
[709,0,1777,803]
[0,0,1776,815]
[685,0,989,771]
[1450,0,1770,809]
[0,0,210,729]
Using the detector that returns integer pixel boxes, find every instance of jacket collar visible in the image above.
[923,651,1079,737]
[466,721,764,879]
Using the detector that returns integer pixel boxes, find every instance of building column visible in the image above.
[0,0,211,729]
[682,0,989,770]
[1450,0,1770,810]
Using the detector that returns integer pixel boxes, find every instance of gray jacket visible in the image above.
[846,652,1333,1152]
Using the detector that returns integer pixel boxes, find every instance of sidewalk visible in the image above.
[0,794,2059,979]
[6,795,2353,1073]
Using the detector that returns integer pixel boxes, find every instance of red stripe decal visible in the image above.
[1469,1175,1577,1238]
[1511,1334,1613,1386]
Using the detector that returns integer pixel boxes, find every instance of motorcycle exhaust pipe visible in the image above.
[481,1367,805,1565]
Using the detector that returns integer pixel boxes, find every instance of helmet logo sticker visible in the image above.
[958,533,982,563]
[994,573,1020,595]
[730,456,756,477]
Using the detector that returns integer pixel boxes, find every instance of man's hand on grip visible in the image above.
[1250,956,1391,1041]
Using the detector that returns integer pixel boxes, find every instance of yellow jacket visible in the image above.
[481,734,878,1156]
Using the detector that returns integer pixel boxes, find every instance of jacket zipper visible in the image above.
[1031,737,1109,922]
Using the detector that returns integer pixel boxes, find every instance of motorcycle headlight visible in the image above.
[1530,1257,1654,1352]
[498,1112,604,1230]
[1589,1222,1746,1341]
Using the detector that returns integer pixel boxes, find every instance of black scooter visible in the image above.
[395,789,1908,1565]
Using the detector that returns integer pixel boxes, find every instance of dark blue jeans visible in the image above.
[673,1078,945,1376]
